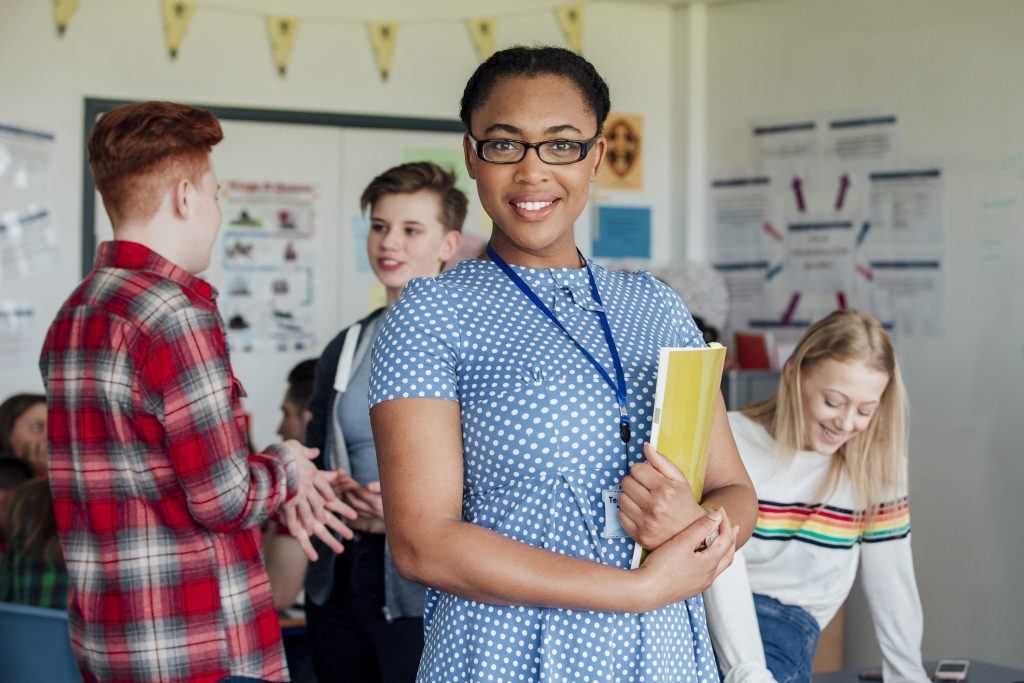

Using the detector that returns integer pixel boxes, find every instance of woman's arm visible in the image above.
[618,392,758,551]
[699,392,758,546]
[370,397,739,614]
[703,549,777,683]
[859,533,929,682]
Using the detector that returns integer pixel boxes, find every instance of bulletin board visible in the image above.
[81,98,484,447]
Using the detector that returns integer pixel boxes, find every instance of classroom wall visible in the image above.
[4,0,1020,670]
[700,0,1024,669]
[0,0,676,447]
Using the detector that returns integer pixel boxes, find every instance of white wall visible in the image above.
[0,0,675,446]
[7,0,1019,670]
[699,0,1024,669]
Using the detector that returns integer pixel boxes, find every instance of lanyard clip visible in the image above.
[620,420,632,444]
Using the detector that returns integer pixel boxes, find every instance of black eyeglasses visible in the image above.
[467,133,601,165]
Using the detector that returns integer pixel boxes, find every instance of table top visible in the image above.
[814,660,1024,683]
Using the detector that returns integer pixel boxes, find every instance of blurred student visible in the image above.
[304,161,464,682]
[266,358,319,612]
[705,310,928,683]
[0,456,34,577]
[3,477,68,609]
[39,100,356,683]
[0,393,47,475]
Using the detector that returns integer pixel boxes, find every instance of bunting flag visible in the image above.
[555,4,584,54]
[368,22,399,81]
[54,0,80,37]
[161,0,196,59]
[465,18,496,62]
[266,15,300,76]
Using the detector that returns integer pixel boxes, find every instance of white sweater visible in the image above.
[704,412,928,683]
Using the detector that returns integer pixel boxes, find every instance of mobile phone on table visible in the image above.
[933,659,970,681]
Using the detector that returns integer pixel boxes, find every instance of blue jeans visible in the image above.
[218,678,270,682]
[753,594,820,683]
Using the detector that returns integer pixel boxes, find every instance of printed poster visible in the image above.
[217,180,318,351]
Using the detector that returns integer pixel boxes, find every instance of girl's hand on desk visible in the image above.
[619,442,707,550]
[634,507,739,610]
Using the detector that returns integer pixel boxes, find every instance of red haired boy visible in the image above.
[40,101,354,683]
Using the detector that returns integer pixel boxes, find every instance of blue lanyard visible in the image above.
[486,245,632,444]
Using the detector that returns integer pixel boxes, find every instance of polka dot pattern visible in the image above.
[370,258,718,682]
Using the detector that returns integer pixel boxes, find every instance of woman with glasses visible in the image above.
[368,46,758,682]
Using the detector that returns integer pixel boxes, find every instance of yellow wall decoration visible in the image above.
[466,18,496,63]
[368,22,399,81]
[161,0,196,59]
[555,4,584,55]
[598,113,644,191]
[266,15,300,76]
[54,0,80,37]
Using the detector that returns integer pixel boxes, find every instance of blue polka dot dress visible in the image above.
[369,258,720,683]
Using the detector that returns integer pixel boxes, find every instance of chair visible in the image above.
[0,601,82,682]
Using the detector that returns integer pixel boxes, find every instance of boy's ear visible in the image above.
[172,178,192,220]
[440,229,461,262]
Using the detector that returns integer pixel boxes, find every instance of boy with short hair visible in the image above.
[40,100,354,683]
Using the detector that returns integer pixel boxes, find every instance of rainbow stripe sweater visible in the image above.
[714,412,927,682]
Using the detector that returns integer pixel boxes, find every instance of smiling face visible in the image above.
[464,74,606,268]
[796,357,890,456]
[366,190,459,305]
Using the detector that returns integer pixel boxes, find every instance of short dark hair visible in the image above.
[88,100,223,225]
[360,161,467,233]
[0,393,46,458]
[459,46,611,136]
[285,359,318,409]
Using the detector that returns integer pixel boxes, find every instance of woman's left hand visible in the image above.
[618,442,707,550]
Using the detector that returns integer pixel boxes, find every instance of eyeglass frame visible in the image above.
[466,133,602,165]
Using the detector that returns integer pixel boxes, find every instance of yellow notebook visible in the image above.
[629,342,727,568]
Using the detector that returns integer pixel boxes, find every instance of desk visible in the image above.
[814,660,1024,683]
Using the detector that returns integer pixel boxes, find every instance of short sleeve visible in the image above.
[369,277,460,407]
[644,272,706,348]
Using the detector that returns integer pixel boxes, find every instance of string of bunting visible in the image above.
[55,1,588,80]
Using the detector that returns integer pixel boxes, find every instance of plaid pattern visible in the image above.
[5,545,69,609]
[40,241,298,683]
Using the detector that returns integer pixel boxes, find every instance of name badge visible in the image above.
[601,488,628,539]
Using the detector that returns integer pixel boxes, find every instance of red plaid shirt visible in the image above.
[40,241,298,683]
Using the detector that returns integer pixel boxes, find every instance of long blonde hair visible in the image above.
[742,310,908,510]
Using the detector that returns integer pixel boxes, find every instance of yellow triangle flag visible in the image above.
[556,4,584,55]
[266,15,300,76]
[368,22,399,81]
[161,0,196,60]
[54,0,80,37]
[466,18,496,62]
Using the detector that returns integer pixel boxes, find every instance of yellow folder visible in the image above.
[630,342,726,568]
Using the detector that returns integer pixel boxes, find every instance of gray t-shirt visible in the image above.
[338,344,379,485]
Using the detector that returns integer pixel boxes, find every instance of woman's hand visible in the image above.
[633,507,739,611]
[618,442,707,550]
